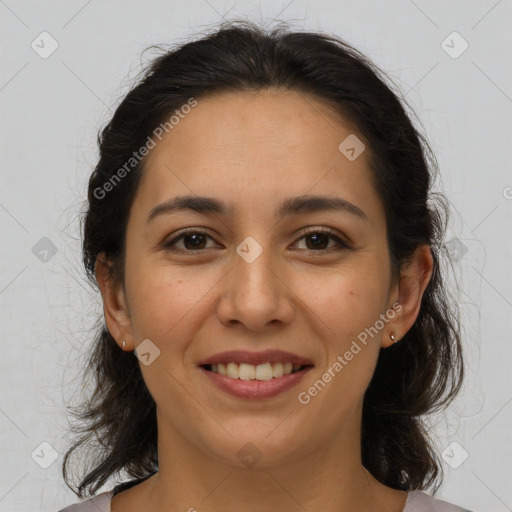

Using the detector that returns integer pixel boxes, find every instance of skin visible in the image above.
[96,89,433,512]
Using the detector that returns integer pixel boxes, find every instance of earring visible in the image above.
[122,340,126,350]
[390,332,398,343]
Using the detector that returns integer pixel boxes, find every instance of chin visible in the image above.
[201,425,311,470]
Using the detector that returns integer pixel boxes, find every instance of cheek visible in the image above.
[293,271,386,426]
[125,264,212,349]
[293,265,389,345]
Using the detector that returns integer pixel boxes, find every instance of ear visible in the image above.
[95,253,133,351]
[382,244,434,348]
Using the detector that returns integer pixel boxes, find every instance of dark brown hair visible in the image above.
[63,20,463,498]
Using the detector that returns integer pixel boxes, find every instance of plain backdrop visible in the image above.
[1,1,511,511]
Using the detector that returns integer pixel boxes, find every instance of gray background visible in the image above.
[1,1,511,511]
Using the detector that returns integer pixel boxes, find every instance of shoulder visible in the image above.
[57,473,155,512]
[57,490,113,512]
[404,490,473,512]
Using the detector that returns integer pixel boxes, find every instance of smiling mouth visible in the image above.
[201,362,313,380]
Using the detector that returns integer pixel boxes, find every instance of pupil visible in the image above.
[307,233,328,250]
[185,233,206,249]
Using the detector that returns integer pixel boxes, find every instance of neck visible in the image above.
[135,405,406,512]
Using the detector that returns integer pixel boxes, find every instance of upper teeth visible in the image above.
[211,362,302,380]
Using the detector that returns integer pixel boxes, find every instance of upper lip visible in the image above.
[198,349,314,367]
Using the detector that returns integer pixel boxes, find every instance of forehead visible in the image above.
[146,88,353,165]
[134,89,380,219]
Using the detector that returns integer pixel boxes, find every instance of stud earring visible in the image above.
[390,333,398,343]
[122,340,126,350]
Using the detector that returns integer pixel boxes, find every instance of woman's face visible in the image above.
[108,89,403,468]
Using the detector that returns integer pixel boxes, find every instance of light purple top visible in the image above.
[58,489,472,511]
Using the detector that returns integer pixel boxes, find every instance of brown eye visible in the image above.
[293,228,349,252]
[164,230,218,252]
[181,233,208,250]
[304,232,330,250]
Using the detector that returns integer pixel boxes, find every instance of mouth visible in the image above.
[197,350,314,399]
[201,362,313,380]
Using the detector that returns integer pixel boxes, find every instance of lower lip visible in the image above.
[199,366,313,399]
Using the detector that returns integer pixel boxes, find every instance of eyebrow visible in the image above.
[146,194,368,224]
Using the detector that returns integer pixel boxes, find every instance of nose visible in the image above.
[216,242,295,332]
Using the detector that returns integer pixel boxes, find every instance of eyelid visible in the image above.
[291,226,351,251]
[164,227,220,250]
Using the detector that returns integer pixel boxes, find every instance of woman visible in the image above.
[58,21,472,512]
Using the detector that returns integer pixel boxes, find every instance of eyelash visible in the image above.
[163,227,351,255]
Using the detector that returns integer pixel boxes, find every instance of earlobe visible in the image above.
[383,245,434,348]
[94,253,133,351]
